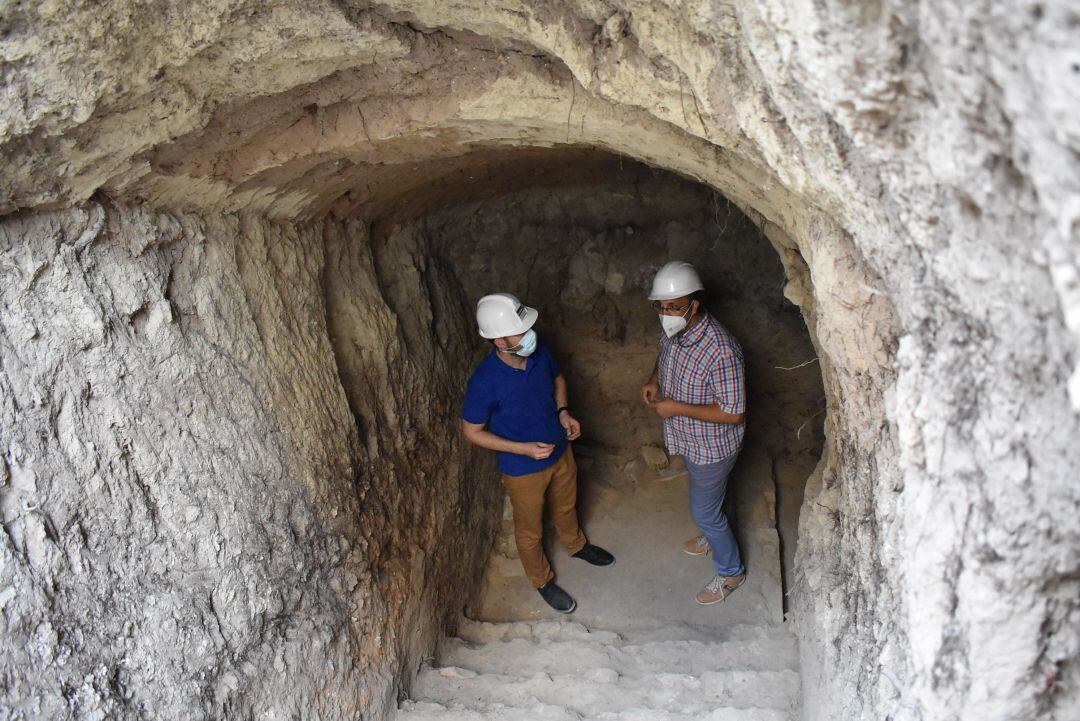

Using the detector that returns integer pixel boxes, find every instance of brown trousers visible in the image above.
[502,447,587,588]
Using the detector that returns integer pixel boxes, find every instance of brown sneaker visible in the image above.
[682,534,712,556]
[695,574,745,605]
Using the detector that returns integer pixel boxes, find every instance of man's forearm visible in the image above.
[460,422,525,454]
[554,374,569,410]
[672,401,744,424]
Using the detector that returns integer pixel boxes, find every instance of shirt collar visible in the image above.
[674,312,710,348]
[488,345,535,373]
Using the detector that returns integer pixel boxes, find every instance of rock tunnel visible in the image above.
[1,3,1078,721]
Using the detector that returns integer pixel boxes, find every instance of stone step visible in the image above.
[396,699,794,721]
[455,618,624,646]
[453,617,794,646]
[438,633,798,679]
[413,664,800,715]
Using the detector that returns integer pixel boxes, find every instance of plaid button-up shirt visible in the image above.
[658,312,746,463]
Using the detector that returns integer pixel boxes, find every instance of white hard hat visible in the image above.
[476,293,539,338]
[648,261,705,301]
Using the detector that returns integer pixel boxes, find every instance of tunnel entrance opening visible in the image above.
[359,149,827,718]
[357,149,825,626]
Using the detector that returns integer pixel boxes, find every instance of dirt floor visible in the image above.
[469,436,816,639]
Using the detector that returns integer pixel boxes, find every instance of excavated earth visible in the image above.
[1,3,1078,721]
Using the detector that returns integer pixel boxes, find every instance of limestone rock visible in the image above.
[0,202,502,720]
[640,446,670,472]
[0,2,1077,721]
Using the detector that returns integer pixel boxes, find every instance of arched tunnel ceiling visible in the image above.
[119,43,777,224]
[324,146,647,222]
[1,1,828,234]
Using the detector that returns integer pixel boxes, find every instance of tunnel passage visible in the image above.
[3,3,1078,721]
[352,148,825,598]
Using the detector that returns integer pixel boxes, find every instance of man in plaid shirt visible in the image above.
[642,261,748,605]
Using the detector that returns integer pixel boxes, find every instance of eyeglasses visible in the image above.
[651,300,692,315]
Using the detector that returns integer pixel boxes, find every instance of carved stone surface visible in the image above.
[1,2,1077,720]
[0,202,501,719]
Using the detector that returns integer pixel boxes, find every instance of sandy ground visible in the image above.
[471,445,786,640]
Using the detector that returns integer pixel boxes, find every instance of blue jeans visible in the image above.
[686,453,745,577]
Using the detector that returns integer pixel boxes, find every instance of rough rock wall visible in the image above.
[1,2,1078,721]
[0,201,499,720]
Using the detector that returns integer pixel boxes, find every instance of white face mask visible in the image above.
[498,329,538,357]
[512,329,538,357]
[659,301,695,338]
[661,314,687,338]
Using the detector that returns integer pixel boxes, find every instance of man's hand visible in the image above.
[642,379,660,404]
[560,412,582,441]
[518,442,556,460]
[647,398,680,419]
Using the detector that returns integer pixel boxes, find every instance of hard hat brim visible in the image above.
[648,287,702,301]
[518,306,539,332]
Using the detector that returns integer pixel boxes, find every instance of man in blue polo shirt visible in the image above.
[461,292,614,613]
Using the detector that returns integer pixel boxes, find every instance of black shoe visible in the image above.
[572,543,615,567]
[538,581,577,613]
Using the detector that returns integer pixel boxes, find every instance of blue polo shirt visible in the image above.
[462,342,568,476]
